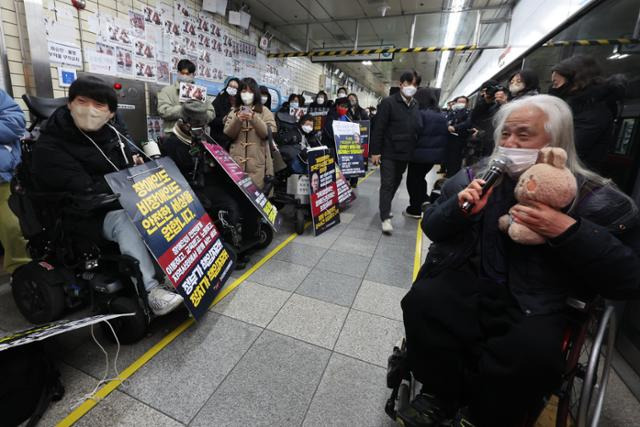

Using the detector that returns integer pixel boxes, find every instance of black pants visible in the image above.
[379,159,408,221]
[401,269,567,426]
[199,184,260,239]
[406,162,434,213]
[445,137,465,178]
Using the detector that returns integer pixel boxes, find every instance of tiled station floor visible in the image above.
[1,168,639,426]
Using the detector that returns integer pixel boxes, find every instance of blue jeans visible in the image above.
[102,210,159,292]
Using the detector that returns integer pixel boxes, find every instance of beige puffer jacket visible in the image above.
[224,105,277,189]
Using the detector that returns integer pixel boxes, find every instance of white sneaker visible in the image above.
[148,287,184,316]
[382,219,393,235]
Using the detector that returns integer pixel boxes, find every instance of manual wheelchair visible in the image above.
[385,296,617,427]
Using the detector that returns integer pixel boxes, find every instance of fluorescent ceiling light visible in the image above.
[362,60,372,66]
[435,0,465,88]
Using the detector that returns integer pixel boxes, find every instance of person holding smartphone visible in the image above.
[223,77,277,192]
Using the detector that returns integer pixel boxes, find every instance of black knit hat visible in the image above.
[68,76,118,112]
[181,101,209,127]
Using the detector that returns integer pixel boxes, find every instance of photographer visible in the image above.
[466,81,508,162]
[31,77,183,316]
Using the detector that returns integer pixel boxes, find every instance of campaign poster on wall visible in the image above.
[179,82,208,103]
[201,141,281,231]
[358,120,371,159]
[104,158,234,320]
[307,146,340,236]
[289,106,308,121]
[332,121,365,179]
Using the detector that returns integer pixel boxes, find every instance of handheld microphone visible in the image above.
[461,156,508,213]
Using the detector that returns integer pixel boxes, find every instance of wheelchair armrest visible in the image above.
[68,193,121,211]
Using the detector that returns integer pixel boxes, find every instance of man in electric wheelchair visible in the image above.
[160,101,264,268]
[23,77,184,320]
[276,114,322,175]
[396,95,640,427]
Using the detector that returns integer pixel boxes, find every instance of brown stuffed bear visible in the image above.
[498,147,577,245]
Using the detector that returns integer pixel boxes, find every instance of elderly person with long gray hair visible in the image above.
[398,95,640,427]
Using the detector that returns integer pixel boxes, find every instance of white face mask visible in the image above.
[261,96,269,105]
[509,82,525,95]
[497,146,540,177]
[337,92,347,99]
[226,86,238,96]
[290,102,299,109]
[177,74,194,83]
[316,96,325,104]
[241,92,254,106]
[301,125,313,134]
[453,102,467,110]
[402,85,417,98]
[70,104,113,132]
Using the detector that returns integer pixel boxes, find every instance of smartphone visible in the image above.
[240,105,251,114]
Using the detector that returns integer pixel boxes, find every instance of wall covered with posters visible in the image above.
[0,0,378,126]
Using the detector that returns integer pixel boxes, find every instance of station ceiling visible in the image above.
[243,0,514,95]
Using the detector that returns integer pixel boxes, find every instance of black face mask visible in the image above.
[548,84,571,98]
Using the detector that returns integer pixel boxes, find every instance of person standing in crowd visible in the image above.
[210,78,240,148]
[309,91,328,109]
[158,59,214,135]
[336,87,348,100]
[32,77,183,315]
[467,81,508,162]
[400,95,640,427]
[445,95,472,178]
[279,93,302,114]
[259,86,272,111]
[509,69,539,100]
[347,93,369,121]
[322,96,351,157]
[404,87,448,218]
[224,77,277,191]
[370,71,420,235]
[549,54,625,173]
[0,89,30,274]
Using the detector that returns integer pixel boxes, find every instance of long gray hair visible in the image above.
[491,94,608,186]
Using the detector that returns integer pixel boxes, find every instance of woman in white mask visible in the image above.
[210,77,240,148]
[224,77,277,191]
[401,94,640,427]
[31,76,184,317]
[508,69,540,101]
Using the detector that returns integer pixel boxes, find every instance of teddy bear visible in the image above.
[498,147,577,245]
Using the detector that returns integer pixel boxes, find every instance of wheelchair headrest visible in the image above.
[276,111,299,126]
[22,94,67,120]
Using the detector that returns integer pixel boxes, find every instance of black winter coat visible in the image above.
[561,83,621,173]
[210,92,235,148]
[412,109,449,164]
[347,106,369,122]
[418,165,640,315]
[31,106,134,242]
[370,92,419,161]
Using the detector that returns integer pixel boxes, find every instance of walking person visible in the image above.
[404,87,449,218]
[370,71,420,235]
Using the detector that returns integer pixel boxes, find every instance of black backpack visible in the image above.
[275,112,302,146]
[0,342,64,426]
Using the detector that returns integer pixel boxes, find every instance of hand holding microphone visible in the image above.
[458,157,507,215]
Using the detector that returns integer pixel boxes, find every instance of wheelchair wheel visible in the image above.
[102,296,148,344]
[255,223,274,250]
[11,262,66,324]
[295,208,305,235]
[556,305,617,427]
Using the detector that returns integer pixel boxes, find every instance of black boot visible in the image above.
[396,393,452,427]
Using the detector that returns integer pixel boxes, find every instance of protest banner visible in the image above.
[0,314,133,352]
[332,121,365,179]
[179,82,208,103]
[309,107,329,132]
[105,158,234,320]
[307,146,340,236]
[201,141,281,231]
[289,106,308,120]
[336,165,356,206]
[358,120,371,159]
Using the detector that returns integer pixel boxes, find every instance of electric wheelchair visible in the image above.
[7,95,155,343]
[385,296,617,427]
